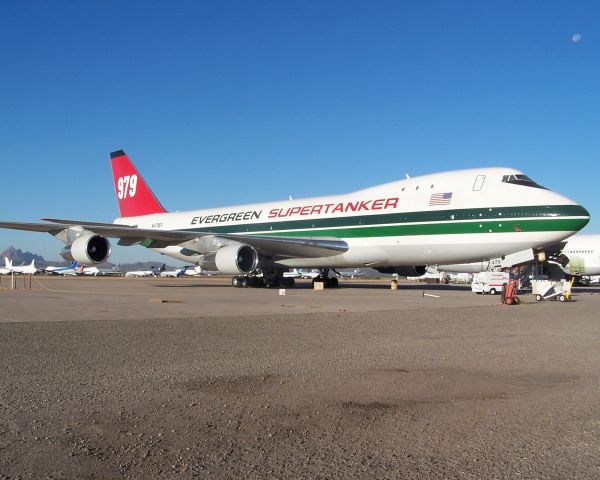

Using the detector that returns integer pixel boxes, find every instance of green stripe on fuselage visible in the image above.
[185,204,589,238]
[259,218,587,238]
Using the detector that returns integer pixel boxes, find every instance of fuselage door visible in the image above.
[472,175,486,191]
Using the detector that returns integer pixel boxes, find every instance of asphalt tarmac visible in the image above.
[1,276,599,479]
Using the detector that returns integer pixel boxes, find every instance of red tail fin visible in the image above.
[110,150,167,217]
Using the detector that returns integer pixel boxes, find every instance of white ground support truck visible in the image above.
[471,271,510,295]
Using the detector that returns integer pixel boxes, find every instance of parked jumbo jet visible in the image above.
[0,150,590,288]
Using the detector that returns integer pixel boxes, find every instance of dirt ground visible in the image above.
[1,277,599,479]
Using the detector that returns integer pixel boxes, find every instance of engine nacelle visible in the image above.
[201,244,259,275]
[376,266,427,277]
[60,235,111,265]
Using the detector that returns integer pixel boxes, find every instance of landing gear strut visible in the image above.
[231,269,295,288]
[232,276,265,288]
[311,269,339,288]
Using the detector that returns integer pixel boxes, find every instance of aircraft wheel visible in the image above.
[240,277,249,288]
[535,294,543,302]
[326,277,339,288]
[489,288,497,295]
[282,277,295,288]
[232,276,242,288]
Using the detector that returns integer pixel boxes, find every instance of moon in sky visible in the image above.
[572,34,582,43]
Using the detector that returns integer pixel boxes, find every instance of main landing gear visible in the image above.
[231,268,340,288]
[232,269,295,289]
[311,268,339,288]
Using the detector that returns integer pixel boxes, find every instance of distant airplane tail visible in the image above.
[150,263,166,275]
[5,257,11,268]
[110,150,167,218]
[177,266,189,277]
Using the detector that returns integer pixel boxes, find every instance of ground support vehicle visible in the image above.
[532,278,573,302]
[471,271,510,295]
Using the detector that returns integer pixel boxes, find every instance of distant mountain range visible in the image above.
[0,246,177,272]
[0,247,50,266]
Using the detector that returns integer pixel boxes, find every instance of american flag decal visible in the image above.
[429,192,453,206]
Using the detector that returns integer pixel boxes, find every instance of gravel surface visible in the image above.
[1,278,599,479]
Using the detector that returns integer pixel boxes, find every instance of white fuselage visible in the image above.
[114,168,589,270]
[45,265,78,275]
[558,234,600,276]
[125,270,158,277]
[8,261,38,275]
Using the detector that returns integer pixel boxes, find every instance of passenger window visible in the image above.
[473,175,486,191]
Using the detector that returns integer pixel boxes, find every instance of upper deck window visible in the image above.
[501,174,547,190]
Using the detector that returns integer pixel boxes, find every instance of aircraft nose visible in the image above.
[552,193,590,232]
[576,204,591,230]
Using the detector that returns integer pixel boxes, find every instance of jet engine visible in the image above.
[60,235,111,265]
[376,266,427,277]
[200,244,259,275]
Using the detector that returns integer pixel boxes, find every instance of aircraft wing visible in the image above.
[0,219,348,259]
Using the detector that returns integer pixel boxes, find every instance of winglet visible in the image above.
[110,150,167,218]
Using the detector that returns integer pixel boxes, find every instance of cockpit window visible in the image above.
[501,174,547,190]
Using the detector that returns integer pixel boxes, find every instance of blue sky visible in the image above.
[0,0,598,263]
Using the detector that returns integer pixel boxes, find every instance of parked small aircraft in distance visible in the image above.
[125,264,166,277]
[186,266,221,276]
[183,266,202,276]
[336,268,375,279]
[283,268,303,279]
[282,268,326,279]
[44,262,122,276]
[4,258,39,275]
[87,265,123,276]
[160,266,189,277]
[44,261,80,275]
[0,150,590,288]
[0,258,12,275]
